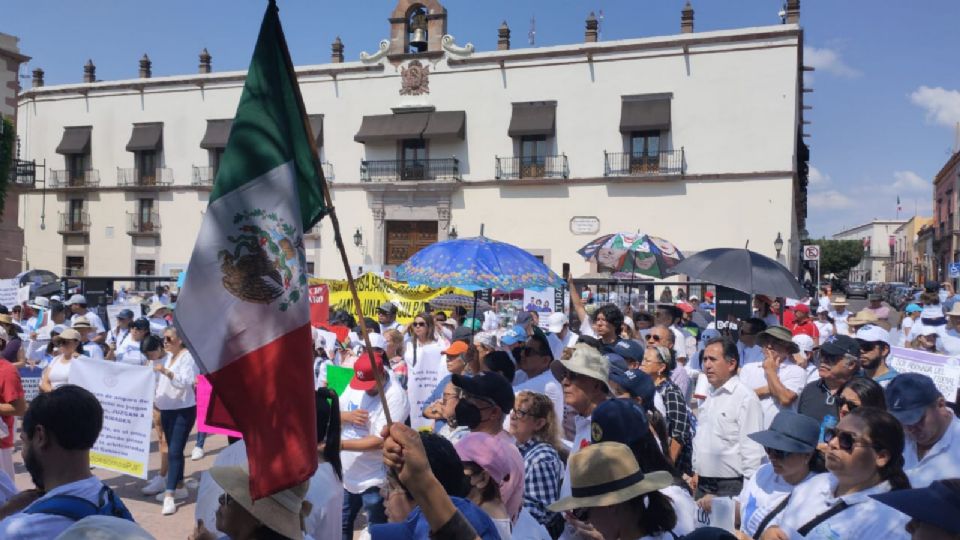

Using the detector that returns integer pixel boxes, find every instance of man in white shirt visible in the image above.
[656,306,691,365]
[339,351,409,538]
[514,334,564,431]
[736,318,767,366]
[545,312,578,360]
[376,302,402,334]
[65,294,105,343]
[739,326,807,428]
[692,336,765,499]
[71,317,104,361]
[0,385,133,538]
[885,373,960,488]
[148,286,170,306]
[829,296,851,336]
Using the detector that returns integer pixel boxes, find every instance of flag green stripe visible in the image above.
[210,2,326,229]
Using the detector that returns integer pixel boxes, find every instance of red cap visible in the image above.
[677,302,694,314]
[350,351,386,391]
[705,291,714,299]
[793,303,810,314]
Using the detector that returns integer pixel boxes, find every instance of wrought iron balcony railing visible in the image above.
[360,158,461,182]
[192,166,216,186]
[603,149,684,177]
[58,212,91,235]
[127,211,161,236]
[495,155,569,180]
[117,167,174,187]
[50,169,101,188]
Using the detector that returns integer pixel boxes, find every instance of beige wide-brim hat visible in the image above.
[146,302,169,317]
[831,296,848,305]
[946,305,960,317]
[847,309,880,326]
[71,316,93,329]
[548,442,672,512]
[210,466,308,540]
[550,342,610,390]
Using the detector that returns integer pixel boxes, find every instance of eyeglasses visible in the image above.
[823,427,877,453]
[764,447,794,460]
[510,407,537,420]
[412,322,427,328]
[836,396,859,413]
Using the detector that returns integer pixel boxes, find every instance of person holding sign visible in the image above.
[404,313,444,430]
[154,328,199,516]
[40,329,88,393]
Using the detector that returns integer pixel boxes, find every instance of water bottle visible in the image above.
[819,414,837,445]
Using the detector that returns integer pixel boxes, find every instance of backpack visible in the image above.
[24,485,135,523]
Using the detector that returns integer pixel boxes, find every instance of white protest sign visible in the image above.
[106,303,142,331]
[888,346,960,402]
[68,358,156,478]
[0,278,18,309]
[16,285,30,305]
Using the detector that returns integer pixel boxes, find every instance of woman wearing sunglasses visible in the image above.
[837,377,886,419]
[404,312,444,430]
[39,328,86,393]
[761,407,911,540]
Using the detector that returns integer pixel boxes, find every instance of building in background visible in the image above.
[916,223,936,284]
[0,32,30,278]
[933,152,960,282]
[890,216,932,284]
[15,0,809,284]
[832,219,907,282]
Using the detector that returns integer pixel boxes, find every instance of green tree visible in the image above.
[803,239,864,278]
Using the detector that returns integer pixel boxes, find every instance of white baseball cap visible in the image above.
[65,294,87,306]
[791,334,815,354]
[546,312,568,333]
[856,324,890,345]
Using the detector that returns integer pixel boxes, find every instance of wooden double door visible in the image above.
[385,220,438,266]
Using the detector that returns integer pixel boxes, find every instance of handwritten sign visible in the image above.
[309,284,330,327]
[17,366,43,403]
[0,279,18,310]
[888,346,960,402]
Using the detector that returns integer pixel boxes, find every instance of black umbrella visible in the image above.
[669,248,806,298]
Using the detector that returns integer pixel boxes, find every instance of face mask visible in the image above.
[454,400,482,429]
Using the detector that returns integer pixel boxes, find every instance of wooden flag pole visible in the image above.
[273,3,393,425]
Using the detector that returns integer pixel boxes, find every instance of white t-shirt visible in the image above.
[512,507,551,540]
[340,373,410,493]
[662,483,696,536]
[80,341,104,361]
[814,321,834,342]
[738,360,807,428]
[558,415,592,500]
[114,335,145,365]
[899,317,916,346]
[904,413,960,488]
[829,310,850,336]
[513,370,564,433]
[768,473,909,540]
[0,476,107,539]
[737,463,813,538]
[72,311,105,333]
[404,341,444,430]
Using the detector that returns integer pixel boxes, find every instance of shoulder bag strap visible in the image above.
[752,493,793,540]
[796,500,850,536]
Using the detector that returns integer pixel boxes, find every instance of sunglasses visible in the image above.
[856,341,879,352]
[412,321,427,328]
[645,334,662,342]
[836,396,859,412]
[510,407,537,420]
[823,427,876,453]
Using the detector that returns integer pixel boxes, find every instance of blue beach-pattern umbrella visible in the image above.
[397,236,564,292]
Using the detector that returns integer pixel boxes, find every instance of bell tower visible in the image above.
[387,0,447,56]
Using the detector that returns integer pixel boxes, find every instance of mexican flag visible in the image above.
[174,0,326,499]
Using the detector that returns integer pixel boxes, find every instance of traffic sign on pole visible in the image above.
[803,245,820,261]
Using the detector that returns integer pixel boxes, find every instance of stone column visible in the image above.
[498,21,510,50]
[585,12,598,42]
[139,54,152,78]
[681,2,694,33]
[83,59,96,83]
[198,48,212,73]
[32,68,44,87]
[331,37,344,63]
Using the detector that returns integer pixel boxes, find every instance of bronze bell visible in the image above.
[409,28,427,51]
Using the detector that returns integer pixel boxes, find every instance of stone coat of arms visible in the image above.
[218,209,307,312]
[400,60,430,96]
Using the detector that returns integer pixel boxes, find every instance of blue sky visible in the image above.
[7,1,960,239]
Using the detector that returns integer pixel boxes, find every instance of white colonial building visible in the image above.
[832,219,908,282]
[14,0,809,283]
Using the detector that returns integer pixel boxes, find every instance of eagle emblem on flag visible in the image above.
[218,209,307,311]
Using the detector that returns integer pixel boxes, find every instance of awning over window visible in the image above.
[199,120,232,150]
[422,111,466,140]
[126,123,163,152]
[508,101,557,138]
[308,114,324,148]
[620,96,671,133]
[55,126,92,155]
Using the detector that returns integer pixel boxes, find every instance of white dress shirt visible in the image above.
[738,360,807,428]
[904,412,960,488]
[692,375,765,479]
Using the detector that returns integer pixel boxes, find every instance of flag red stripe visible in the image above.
[206,323,317,500]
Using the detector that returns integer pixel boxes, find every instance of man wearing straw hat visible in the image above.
[828,296,850,336]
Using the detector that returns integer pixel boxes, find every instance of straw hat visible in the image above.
[209,466,309,540]
[547,442,672,512]
[846,309,879,327]
[831,296,848,305]
[146,302,169,318]
[71,317,93,329]
[0,314,12,326]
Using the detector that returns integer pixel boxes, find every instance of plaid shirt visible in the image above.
[517,440,564,526]
[657,378,694,475]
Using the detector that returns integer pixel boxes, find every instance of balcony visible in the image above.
[10,159,37,187]
[127,212,161,237]
[604,149,684,177]
[58,212,90,235]
[361,158,460,182]
[117,167,174,187]
[495,155,569,180]
[50,169,101,189]
[192,166,216,186]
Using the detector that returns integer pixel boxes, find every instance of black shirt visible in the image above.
[797,380,839,424]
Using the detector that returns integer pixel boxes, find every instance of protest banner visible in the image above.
[106,303,142,331]
[715,285,752,332]
[522,288,557,314]
[0,278,18,310]
[309,284,330,327]
[310,273,471,325]
[16,285,30,306]
[196,375,244,438]
[888,346,960,402]
[17,366,43,403]
[68,358,155,478]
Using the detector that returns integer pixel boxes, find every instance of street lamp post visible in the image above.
[353,228,363,248]
[774,232,784,259]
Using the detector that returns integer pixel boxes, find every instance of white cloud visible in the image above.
[890,170,930,193]
[910,86,960,128]
[804,46,861,78]
[809,190,854,210]
[808,165,830,187]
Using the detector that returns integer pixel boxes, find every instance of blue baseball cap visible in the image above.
[612,339,645,363]
[608,369,657,412]
[590,398,652,447]
[117,309,135,320]
[604,353,629,375]
[748,410,819,453]
[500,324,527,346]
[871,479,960,534]
[905,303,922,314]
[370,496,501,540]
[885,373,941,425]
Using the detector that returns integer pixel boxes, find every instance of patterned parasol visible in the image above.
[577,232,684,278]
[397,236,564,292]
[429,293,493,312]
